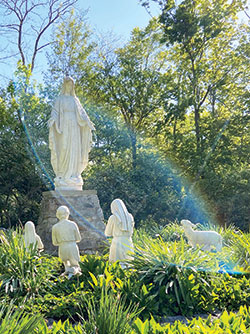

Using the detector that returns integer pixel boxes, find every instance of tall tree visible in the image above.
[0,65,50,227]
[0,0,77,72]
[139,0,250,229]
[46,9,95,84]
[141,0,247,152]
[78,19,171,168]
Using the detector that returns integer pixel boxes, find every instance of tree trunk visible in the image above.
[194,107,200,152]
[173,116,177,150]
[130,131,137,169]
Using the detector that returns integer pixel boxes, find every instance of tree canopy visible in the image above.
[0,0,249,230]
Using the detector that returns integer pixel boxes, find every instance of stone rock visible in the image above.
[37,190,106,254]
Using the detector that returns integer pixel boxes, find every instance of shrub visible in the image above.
[0,225,249,326]
[79,254,109,278]
[44,319,83,333]
[0,230,59,299]
[228,232,250,272]
[134,222,185,245]
[131,305,250,333]
[208,273,250,312]
[78,286,139,334]
[0,302,44,334]
[22,259,129,320]
[22,289,88,320]
[130,237,221,316]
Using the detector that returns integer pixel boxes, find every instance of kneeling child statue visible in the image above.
[52,206,82,278]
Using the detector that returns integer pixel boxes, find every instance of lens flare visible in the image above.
[19,89,245,274]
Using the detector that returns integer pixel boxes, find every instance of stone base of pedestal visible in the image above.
[37,190,107,255]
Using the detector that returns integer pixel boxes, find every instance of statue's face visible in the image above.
[64,80,74,94]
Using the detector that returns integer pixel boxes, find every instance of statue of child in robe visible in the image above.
[48,76,95,191]
[52,205,81,278]
[24,221,44,252]
[105,199,134,268]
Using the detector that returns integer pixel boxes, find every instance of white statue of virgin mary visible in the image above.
[48,77,95,190]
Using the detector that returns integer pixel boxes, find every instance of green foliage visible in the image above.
[131,236,221,316]
[130,226,250,317]
[47,9,95,84]
[0,302,44,334]
[131,305,250,333]
[79,254,109,277]
[78,287,138,334]
[208,274,250,312]
[229,232,250,272]
[0,230,58,299]
[137,0,250,230]
[19,255,124,320]
[2,301,250,334]
[135,221,185,243]
[0,127,44,227]
[86,149,183,223]
[0,65,51,228]
[0,225,250,330]
[23,289,87,320]
[76,19,170,167]
[44,319,83,334]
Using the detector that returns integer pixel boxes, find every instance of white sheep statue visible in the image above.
[181,219,222,252]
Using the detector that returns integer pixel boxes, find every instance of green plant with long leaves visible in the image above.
[0,302,44,334]
[133,234,220,271]
[229,232,250,272]
[130,236,222,315]
[134,221,185,245]
[154,222,186,243]
[0,230,58,298]
[79,254,109,278]
[39,319,83,334]
[131,305,250,334]
[78,286,139,334]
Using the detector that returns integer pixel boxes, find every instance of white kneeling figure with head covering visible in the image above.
[24,221,44,251]
[105,199,134,268]
[52,205,82,278]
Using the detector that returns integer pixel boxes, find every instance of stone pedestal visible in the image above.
[37,190,107,255]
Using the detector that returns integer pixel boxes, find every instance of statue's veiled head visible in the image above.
[61,76,75,96]
[111,198,132,232]
[24,221,36,235]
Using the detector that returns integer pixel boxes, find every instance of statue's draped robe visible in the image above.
[52,219,81,266]
[105,200,134,265]
[49,95,94,184]
[24,233,44,251]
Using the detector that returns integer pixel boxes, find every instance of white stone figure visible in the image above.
[48,76,95,191]
[52,206,81,278]
[24,221,44,251]
[105,199,134,268]
[181,219,222,252]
